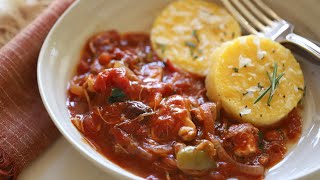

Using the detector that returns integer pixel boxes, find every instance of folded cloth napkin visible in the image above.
[0,0,74,179]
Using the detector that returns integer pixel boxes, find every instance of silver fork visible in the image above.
[221,0,320,64]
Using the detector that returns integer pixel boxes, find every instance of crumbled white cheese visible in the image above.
[264,62,271,67]
[280,77,287,82]
[257,50,267,60]
[219,23,225,30]
[155,36,171,44]
[247,86,260,93]
[289,68,295,73]
[231,86,243,91]
[172,36,181,42]
[239,55,254,68]
[200,35,210,47]
[231,73,244,77]
[240,107,252,116]
[169,6,191,17]
[197,56,205,62]
[199,10,217,24]
[248,72,257,77]
[294,86,298,92]
[257,65,265,72]
[172,25,190,33]
[252,37,267,60]
[228,65,233,69]
[246,91,254,97]
[151,26,165,33]
[239,38,247,44]
[253,37,260,47]
[163,18,174,24]
[191,19,202,29]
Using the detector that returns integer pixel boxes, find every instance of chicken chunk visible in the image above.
[225,123,259,157]
[151,95,197,141]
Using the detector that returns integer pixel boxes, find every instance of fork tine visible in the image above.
[231,0,265,31]
[253,0,282,21]
[221,0,259,34]
[242,0,274,26]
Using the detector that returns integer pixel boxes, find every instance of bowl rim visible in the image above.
[37,1,142,180]
[37,0,320,179]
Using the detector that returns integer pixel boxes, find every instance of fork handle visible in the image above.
[284,33,320,64]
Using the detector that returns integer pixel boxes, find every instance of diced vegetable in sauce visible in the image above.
[67,31,302,180]
[177,146,216,172]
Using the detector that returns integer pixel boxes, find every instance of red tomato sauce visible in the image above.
[67,30,302,180]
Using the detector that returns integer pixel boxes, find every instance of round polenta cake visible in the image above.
[151,0,241,76]
[206,35,304,126]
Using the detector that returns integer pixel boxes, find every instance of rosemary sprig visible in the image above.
[267,72,285,106]
[254,63,285,105]
[274,72,285,89]
[254,86,271,104]
[267,63,278,106]
[266,72,271,82]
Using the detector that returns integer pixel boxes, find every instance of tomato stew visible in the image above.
[67,30,302,180]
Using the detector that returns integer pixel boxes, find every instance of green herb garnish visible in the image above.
[254,86,271,104]
[185,41,197,49]
[156,43,167,54]
[108,88,127,103]
[266,72,271,82]
[254,63,285,105]
[186,30,203,59]
[185,41,197,56]
[267,63,278,106]
[257,82,264,90]
[192,30,200,42]
[258,131,264,150]
[232,67,239,73]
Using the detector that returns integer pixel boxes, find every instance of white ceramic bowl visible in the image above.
[38,0,320,179]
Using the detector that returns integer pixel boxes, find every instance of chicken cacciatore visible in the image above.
[67,30,302,180]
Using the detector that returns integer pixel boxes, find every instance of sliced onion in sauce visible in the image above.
[199,102,265,176]
[212,138,265,176]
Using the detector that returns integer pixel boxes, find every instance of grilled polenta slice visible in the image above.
[206,35,304,126]
[151,0,241,76]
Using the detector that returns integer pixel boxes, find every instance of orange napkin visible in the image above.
[0,0,74,179]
